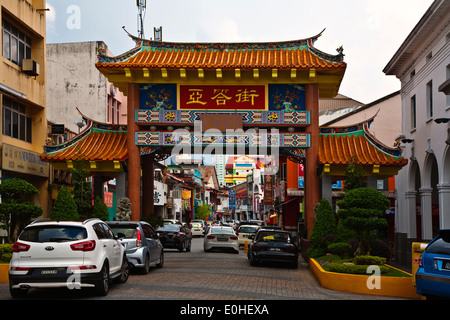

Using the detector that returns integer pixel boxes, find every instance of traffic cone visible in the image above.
[244,240,248,253]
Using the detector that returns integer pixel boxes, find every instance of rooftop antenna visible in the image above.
[154,26,162,41]
[136,0,146,39]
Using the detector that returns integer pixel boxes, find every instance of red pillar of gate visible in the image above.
[127,83,141,221]
[305,83,320,238]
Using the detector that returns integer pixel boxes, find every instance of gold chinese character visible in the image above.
[211,89,232,105]
[236,89,259,105]
[186,89,207,105]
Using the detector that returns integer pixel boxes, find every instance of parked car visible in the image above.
[9,218,129,297]
[226,220,239,230]
[191,219,207,235]
[247,228,298,268]
[190,222,204,237]
[416,229,450,299]
[107,221,164,274]
[164,219,181,225]
[157,224,192,252]
[249,219,266,226]
[204,226,239,254]
[237,224,261,247]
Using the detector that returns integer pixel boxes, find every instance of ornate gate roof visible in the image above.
[95,29,346,98]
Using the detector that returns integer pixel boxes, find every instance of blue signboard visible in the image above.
[229,190,236,211]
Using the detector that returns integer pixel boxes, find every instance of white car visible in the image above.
[9,218,129,297]
[190,222,204,237]
[203,226,239,254]
[237,224,261,247]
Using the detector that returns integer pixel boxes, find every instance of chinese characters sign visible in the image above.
[180,85,265,110]
[139,84,305,111]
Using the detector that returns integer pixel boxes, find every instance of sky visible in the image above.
[45,0,434,104]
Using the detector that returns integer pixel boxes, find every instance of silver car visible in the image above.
[107,221,164,274]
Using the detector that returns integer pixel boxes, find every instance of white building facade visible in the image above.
[383,0,450,266]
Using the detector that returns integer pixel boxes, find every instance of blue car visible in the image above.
[416,229,450,299]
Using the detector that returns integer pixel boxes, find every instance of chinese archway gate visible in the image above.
[93,30,347,237]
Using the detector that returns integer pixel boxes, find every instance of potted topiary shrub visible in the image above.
[51,185,79,221]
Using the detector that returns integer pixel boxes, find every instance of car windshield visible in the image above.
[239,226,258,233]
[109,224,138,239]
[191,223,202,228]
[256,231,290,243]
[426,230,450,254]
[158,224,180,232]
[210,227,234,234]
[19,225,88,243]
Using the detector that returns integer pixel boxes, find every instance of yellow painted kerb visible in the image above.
[309,258,421,299]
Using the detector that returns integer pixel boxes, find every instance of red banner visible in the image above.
[104,191,113,208]
[263,175,273,205]
[180,85,265,110]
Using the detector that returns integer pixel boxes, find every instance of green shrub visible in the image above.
[0,178,43,242]
[306,247,328,259]
[326,262,388,275]
[0,244,13,263]
[353,255,386,266]
[370,240,391,261]
[309,199,336,249]
[1,253,12,262]
[336,188,389,256]
[327,242,352,258]
[51,185,79,221]
[92,196,110,221]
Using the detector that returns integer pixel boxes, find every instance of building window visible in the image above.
[111,98,115,124]
[426,80,433,119]
[2,97,32,143]
[410,95,416,130]
[116,102,120,124]
[2,19,32,67]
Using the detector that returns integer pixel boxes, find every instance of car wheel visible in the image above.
[142,254,150,274]
[118,255,130,283]
[156,251,164,268]
[9,282,28,298]
[178,242,185,252]
[95,262,110,296]
[249,254,258,266]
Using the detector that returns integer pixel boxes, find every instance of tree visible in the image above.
[336,187,389,256]
[344,156,365,191]
[309,198,337,251]
[92,196,109,221]
[0,178,43,242]
[51,185,79,221]
[194,204,210,221]
[71,161,93,219]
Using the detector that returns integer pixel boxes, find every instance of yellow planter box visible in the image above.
[309,258,421,299]
[0,264,9,283]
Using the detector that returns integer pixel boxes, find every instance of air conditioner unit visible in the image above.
[22,59,40,76]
